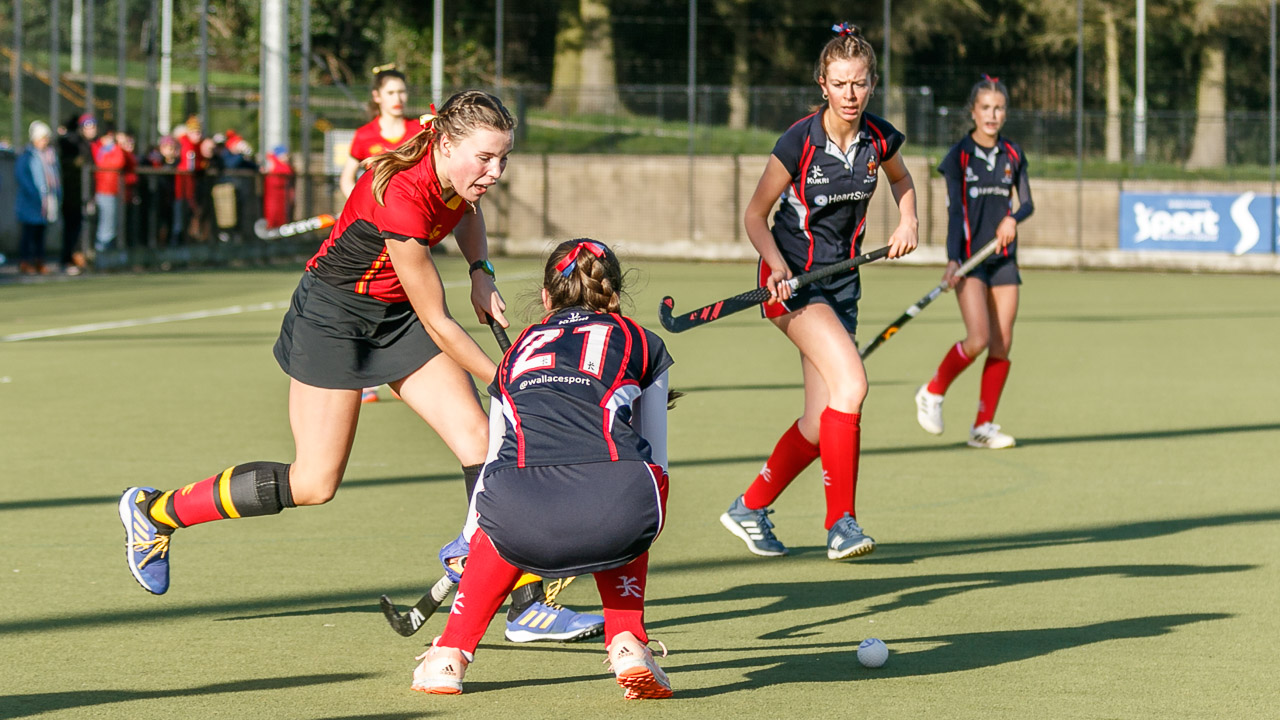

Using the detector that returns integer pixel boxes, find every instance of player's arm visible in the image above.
[454,210,508,327]
[630,370,670,472]
[880,152,919,260]
[384,238,498,382]
[745,155,795,302]
[338,157,361,198]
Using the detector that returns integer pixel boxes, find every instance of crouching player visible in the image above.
[413,239,675,699]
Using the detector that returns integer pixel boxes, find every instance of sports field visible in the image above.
[2,256,1277,719]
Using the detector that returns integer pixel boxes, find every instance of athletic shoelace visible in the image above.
[543,576,577,607]
[131,534,170,569]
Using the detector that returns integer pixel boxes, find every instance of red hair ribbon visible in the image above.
[554,241,607,277]
[982,73,1001,84]
[831,22,856,36]
[419,103,438,128]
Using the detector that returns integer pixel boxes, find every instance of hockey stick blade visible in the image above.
[380,574,457,637]
[659,246,891,333]
[859,237,1003,359]
[253,213,336,240]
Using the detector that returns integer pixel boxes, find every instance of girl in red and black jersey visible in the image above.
[719,23,918,562]
[340,64,424,199]
[117,90,522,596]
[412,239,675,700]
[914,76,1034,450]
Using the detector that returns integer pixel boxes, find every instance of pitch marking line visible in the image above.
[1,272,538,343]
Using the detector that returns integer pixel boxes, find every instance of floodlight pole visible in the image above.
[1135,0,1147,164]
[1076,0,1084,260]
[495,0,504,92]
[883,0,891,118]
[11,0,20,149]
[1271,0,1277,252]
[432,0,444,106]
[687,0,697,242]
[51,0,61,132]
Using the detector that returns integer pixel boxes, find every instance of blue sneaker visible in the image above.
[504,601,605,643]
[827,513,875,560]
[119,487,172,594]
[719,495,788,556]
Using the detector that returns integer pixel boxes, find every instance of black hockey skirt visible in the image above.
[273,271,442,389]
[476,460,669,579]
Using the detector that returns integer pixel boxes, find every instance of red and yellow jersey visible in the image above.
[349,117,424,162]
[306,144,465,302]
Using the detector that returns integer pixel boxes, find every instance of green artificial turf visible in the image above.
[1,258,1277,719]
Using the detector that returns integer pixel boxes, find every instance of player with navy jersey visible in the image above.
[413,239,676,700]
[719,23,918,562]
[915,75,1035,449]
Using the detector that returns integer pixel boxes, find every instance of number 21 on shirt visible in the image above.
[509,324,613,381]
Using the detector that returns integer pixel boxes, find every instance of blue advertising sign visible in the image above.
[1119,192,1276,254]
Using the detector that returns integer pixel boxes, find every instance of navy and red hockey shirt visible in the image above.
[770,110,905,272]
[305,146,466,302]
[937,134,1034,263]
[486,309,674,471]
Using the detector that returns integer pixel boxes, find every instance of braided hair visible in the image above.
[543,239,625,315]
[815,23,878,84]
[369,90,516,206]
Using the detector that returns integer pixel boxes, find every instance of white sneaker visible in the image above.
[968,422,1016,449]
[606,631,672,699]
[915,386,945,435]
[411,637,472,694]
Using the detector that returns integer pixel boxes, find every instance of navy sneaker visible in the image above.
[505,601,605,643]
[119,487,172,594]
[719,495,788,556]
[826,513,875,560]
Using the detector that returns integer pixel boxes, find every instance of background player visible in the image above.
[340,64,425,403]
[412,239,674,700]
[718,23,918,561]
[914,75,1034,449]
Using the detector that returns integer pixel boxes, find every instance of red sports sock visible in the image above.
[438,529,523,654]
[819,408,861,530]
[742,421,820,509]
[594,553,650,645]
[974,357,1012,426]
[926,342,975,395]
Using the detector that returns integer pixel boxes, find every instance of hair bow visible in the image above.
[554,241,607,277]
[419,104,438,128]
[832,22,856,36]
[982,73,1001,83]
[372,63,399,75]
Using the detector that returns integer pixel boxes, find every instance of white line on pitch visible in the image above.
[1,272,538,343]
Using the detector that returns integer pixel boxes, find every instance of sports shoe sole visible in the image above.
[616,668,673,700]
[827,539,876,560]
[411,683,462,695]
[118,490,162,594]
[967,438,1016,449]
[718,513,787,557]
[504,622,604,643]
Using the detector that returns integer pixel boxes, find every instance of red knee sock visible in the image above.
[438,529,523,654]
[819,408,861,530]
[742,421,820,509]
[594,553,650,645]
[149,462,293,530]
[974,357,1012,426]
[926,342,975,395]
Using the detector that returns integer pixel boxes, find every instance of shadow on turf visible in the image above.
[0,673,383,720]
[453,613,1230,698]
[644,563,1252,638]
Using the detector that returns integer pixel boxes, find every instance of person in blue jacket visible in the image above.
[15,121,62,275]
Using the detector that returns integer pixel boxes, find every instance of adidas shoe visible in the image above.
[606,631,672,700]
[719,495,787,556]
[968,422,1016,449]
[826,513,875,560]
[915,385,945,435]
[361,387,379,403]
[411,638,472,694]
[504,601,605,643]
[118,487,172,594]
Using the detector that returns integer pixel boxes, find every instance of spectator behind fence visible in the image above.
[94,126,126,252]
[58,113,96,274]
[15,121,62,275]
[262,145,295,229]
[215,130,259,241]
[147,136,180,246]
[176,116,206,242]
[119,131,140,247]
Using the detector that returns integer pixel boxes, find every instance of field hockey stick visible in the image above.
[859,237,1002,359]
[252,213,337,240]
[658,246,891,333]
[377,313,511,637]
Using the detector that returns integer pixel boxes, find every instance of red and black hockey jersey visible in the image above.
[349,117,424,162]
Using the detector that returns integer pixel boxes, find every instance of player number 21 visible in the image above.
[509,323,613,381]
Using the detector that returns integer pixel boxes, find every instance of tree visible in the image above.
[548,0,621,114]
